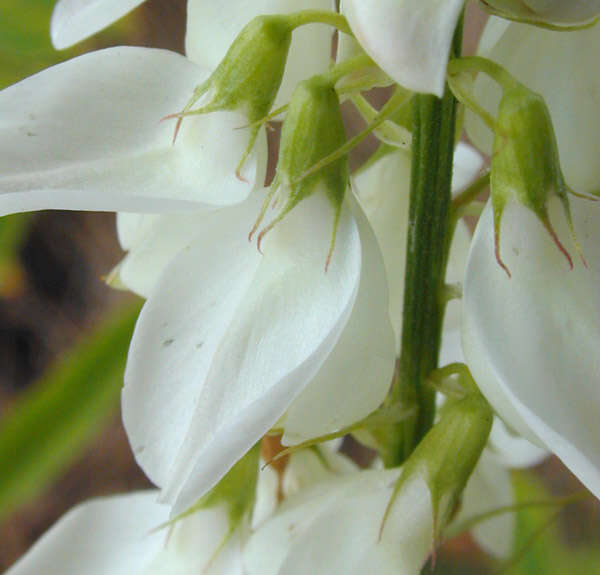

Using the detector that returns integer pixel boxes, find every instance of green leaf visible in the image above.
[0,299,142,520]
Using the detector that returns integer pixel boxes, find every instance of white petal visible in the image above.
[282,448,358,498]
[281,196,395,444]
[462,198,600,499]
[123,196,264,490]
[0,47,266,217]
[6,492,168,575]
[145,506,243,575]
[252,464,280,529]
[487,417,549,469]
[51,0,147,49]
[244,469,403,575]
[185,0,332,108]
[116,210,215,298]
[342,0,464,96]
[466,18,600,192]
[124,192,361,515]
[353,146,475,350]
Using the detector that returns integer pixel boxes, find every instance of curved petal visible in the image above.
[342,0,464,96]
[185,0,333,107]
[245,468,432,575]
[124,192,361,515]
[51,0,147,49]
[0,47,266,217]
[6,492,168,575]
[353,144,477,350]
[456,452,514,558]
[466,18,600,192]
[462,199,600,499]
[487,417,549,469]
[114,210,215,297]
[280,196,395,445]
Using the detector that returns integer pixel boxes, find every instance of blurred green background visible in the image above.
[0,1,598,572]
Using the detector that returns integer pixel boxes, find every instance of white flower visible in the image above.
[342,0,465,96]
[4,491,243,574]
[185,0,333,108]
[466,17,600,192]
[462,196,600,499]
[122,189,395,515]
[0,46,267,216]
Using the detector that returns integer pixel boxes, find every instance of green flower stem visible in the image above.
[396,19,464,462]
[284,10,352,36]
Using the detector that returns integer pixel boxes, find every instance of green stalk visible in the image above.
[396,18,463,461]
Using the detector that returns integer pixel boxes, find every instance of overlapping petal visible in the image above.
[342,0,465,96]
[5,492,168,575]
[123,192,366,515]
[462,198,600,499]
[466,18,600,192]
[280,197,395,445]
[185,0,333,107]
[0,47,266,217]
[51,0,147,49]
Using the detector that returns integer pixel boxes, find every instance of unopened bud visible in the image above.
[482,0,600,25]
[382,390,493,548]
[491,83,584,276]
[250,75,348,270]
[170,15,293,176]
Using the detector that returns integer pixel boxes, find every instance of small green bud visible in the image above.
[249,75,348,270]
[491,83,584,276]
[481,0,600,25]
[169,15,293,177]
[382,391,493,547]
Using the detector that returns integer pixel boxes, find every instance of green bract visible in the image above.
[251,75,348,269]
[491,82,582,275]
[171,15,293,176]
[385,388,493,545]
[481,0,600,26]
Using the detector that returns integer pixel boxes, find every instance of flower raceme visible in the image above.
[0,1,396,516]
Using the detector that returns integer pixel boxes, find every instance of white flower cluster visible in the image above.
[2,0,600,573]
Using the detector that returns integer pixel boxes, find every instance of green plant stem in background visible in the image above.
[0,299,142,521]
[396,18,463,462]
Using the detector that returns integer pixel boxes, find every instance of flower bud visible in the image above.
[482,0,600,25]
[171,15,293,176]
[383,390,493,547]
[250,75,348,269]
[490,83,584,276]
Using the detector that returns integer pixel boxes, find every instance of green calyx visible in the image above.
[491,82,584,276]
[250,75,348,269]
[480,0,600,29]
[382,387,493,547]
[164,443,260,537]
[168,15,293,176]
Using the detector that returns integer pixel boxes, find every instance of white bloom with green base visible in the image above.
[122,189,395,516]
[342,0,465,96]
[4,491,244,574]
[0,47,267,216]
[466,17,600,193]
[462,196,600,499]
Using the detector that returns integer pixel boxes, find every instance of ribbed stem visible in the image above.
[396,19,463,460]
